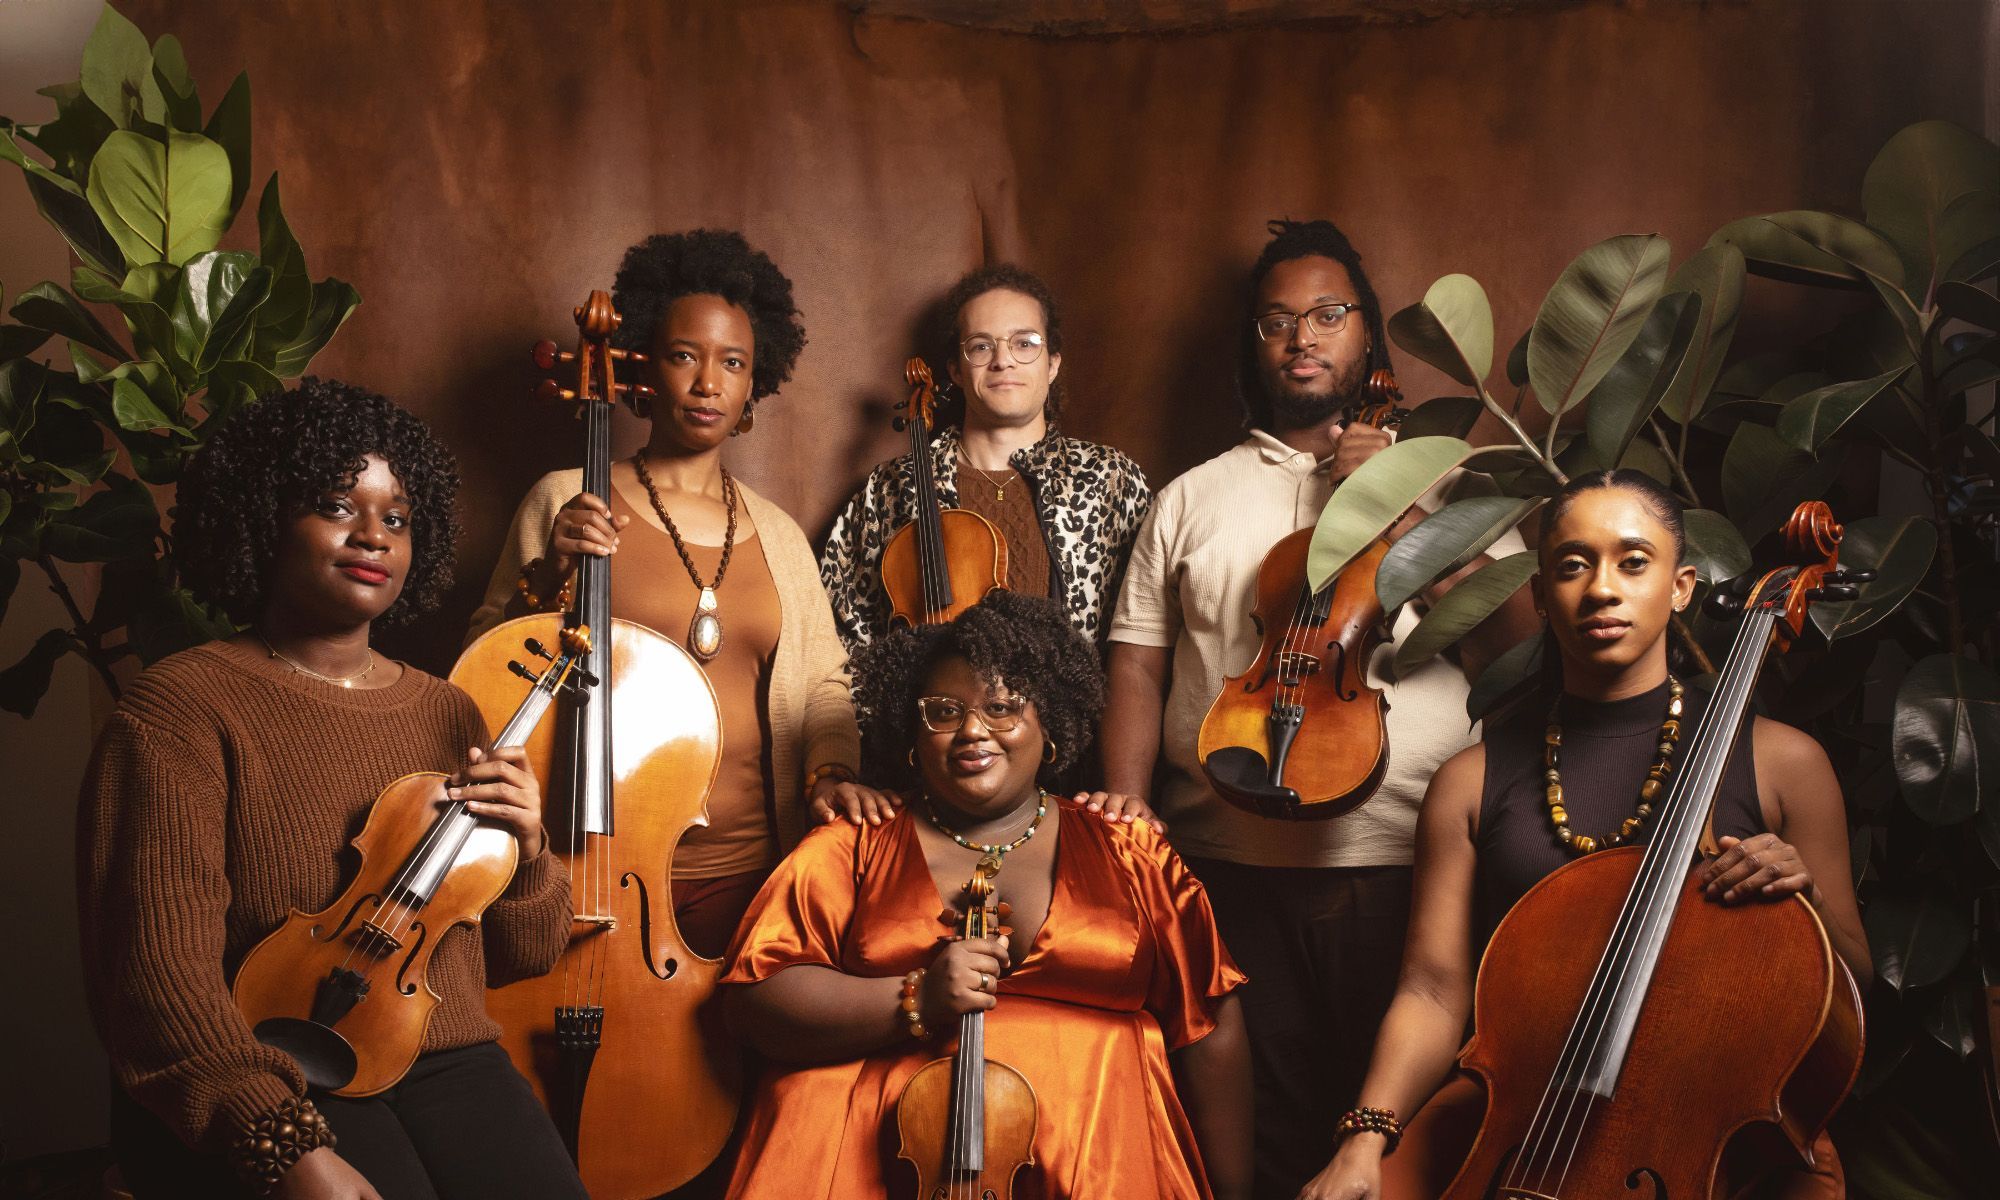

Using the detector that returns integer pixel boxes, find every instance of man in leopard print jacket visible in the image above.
[819,264,1151,655]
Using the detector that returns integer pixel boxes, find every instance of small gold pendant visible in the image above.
[689,586,723,662]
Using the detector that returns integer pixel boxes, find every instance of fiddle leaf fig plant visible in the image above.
[0,3,359,716]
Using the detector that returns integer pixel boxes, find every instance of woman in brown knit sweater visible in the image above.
[77,380,586,1200]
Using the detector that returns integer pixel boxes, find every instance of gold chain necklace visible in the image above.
[959,456,1018,503]
[923,791,1048,857]
[1543,677,1683,856]
[631,453,737,663]
[257,636,376,688]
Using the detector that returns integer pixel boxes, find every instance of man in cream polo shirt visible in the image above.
[1103,219,1537,1200]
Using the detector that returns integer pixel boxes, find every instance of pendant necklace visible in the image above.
[258,635,376,688]
[631,452,737,663]
[960,456,1017,503]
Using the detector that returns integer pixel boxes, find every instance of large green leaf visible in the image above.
[1892,653,2000,825]
[1385,274,1493,387]
[42,473,158,564]
[86,130,232,268]
[149,35,202,131]
[1393,552,1537,675]
[203,359,284,421]
[267,278,360,378]
[1394,395,1482,443]
[1810,516,1936,642]
[1862,120,2000,301]
[8,281,127,361]
[79,5,164,130]
[1922,981,1982,1059]
[1466,629,1543,723]
[73,263,185,380]
[1305,436,1478,590]
[1504,328,1530,389]
[203,73,252,224]
[22,172,125,278]
[1773,366,1910,454]
[1946,233,2000,284]
[1528,234,1670,417]
[128,584,236,664]
[1680,509,1751,587]
[1708,211,1905,291]
[171,251,272,373]
[1719,422,1844,536]
[0,628,81,718]
[110,376,186,435]
[1583,290,1700,468]
[1936,281,2000,332]
[0,322,52,361]
[254,176,311,339]
[1865,886,1972,992]
[1657,244,1744,423]
[1376,496,1543,612]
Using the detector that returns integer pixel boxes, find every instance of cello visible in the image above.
[1393,501,1869,1200]
[896,855,1039,1200]
[450,292,736,1197]
[881,357,1010,627]
[1197,369,1409,819]
[232,626,595,1095]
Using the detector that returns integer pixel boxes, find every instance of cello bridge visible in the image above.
[1275,651,1321,686]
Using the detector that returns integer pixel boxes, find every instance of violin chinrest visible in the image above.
[252,1017,359,1090]
[1202,747,1304,817]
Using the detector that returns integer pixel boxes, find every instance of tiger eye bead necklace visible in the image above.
[1543,677,1683,856]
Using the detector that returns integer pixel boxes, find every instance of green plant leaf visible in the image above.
[1529,234,1670,417]
[171,251,272,373]
[0,125,83,192]
[1377,496,1543,612]
[8,281,127,361]
[1584,290,1700,467]
[86,130,232,268]
[128,584,236,664]
[42,472,157,564]
[266,278,360,378]
[1657,244,1744,423]
[1865,887,1972,992]
[0,556,17,626]
[203,358,283,419]
[1936,281,2000,332]
[1466,629,1543,723]
[0,322,52,361]
[80,5,164,130]
[18,83,118,182]
[202,72,252,223]
[1393,552,1537,675]
[1773,366,1910,454]
[0,628,81,718]
[24,170,125,277]
[1920,979,1982,1058]
[1946,233,2000,284]
[149,35,202,130]
[110,376,186,434]
[1681,509,1752,587]
[1862,120,2000,301]
[1810,516,1937,642]
[1708,210,1905,291]
[1719,422,1844,536]
[255,175,310,337]
[1892,653,2000,825]
[74,264,185,381]
[0,358,49,453]
[1504,327,1530,389]
[1394,397,1482,444]
[1305,436,1478,590]
[1385,274,1493,387]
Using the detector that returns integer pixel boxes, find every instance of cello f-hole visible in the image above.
[622,870,680,981]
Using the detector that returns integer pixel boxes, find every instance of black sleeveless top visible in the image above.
[1475,680,1767,941]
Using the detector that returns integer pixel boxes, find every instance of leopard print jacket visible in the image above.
[819,425,1152,654]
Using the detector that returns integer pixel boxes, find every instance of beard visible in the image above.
[1261,352,1369,431]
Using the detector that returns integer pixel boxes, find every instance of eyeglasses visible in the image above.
[916,694,1029,734]
[959,332,1047,368]
[1252,302,1363,343]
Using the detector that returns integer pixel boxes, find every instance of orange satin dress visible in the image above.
[719,801,1246,1199]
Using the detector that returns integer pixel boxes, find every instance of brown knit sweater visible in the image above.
[75,642,572,1150]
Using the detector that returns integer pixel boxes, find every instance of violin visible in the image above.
[897,855,1039,1200]
[881,357,1009,627]
[1197,369,1409,820]
[450,292,736,1197]
[1391,501,1871,1200]
[232,627,595,1096]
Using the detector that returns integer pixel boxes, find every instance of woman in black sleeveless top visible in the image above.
[1297,470,1870,1200]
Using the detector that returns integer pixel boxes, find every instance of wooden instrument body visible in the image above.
[453,613,735,1199]
[232,772,520,1097]
[895,1057,1039,1200]
[1400,847,1862,1200]
[1198,526,1390,820]
[882,507,1009,629]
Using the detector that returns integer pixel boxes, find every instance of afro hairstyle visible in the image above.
[611,228,807,402]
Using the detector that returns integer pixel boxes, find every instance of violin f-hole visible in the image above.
[623,870,681,981]
[392,921,428,997]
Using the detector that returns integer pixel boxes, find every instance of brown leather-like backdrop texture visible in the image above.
[115,0,1993,671]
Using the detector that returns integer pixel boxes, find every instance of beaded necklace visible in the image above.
[922,791,1048,858]
[1543,678,1683,856]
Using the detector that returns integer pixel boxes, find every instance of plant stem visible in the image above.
[1648,418,1703,508]
[36,553,122,700]
[1479,386,1567,483]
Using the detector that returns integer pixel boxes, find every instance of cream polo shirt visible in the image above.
[1109,431,1525,869]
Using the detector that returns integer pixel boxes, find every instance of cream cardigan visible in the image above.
[467,469,862,852]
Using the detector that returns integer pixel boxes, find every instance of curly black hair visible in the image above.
[852,591,1104,792]
[174,377,461,626]
[611,229,807,402]
[1237,218,1393,431]
[931,262,1066,427]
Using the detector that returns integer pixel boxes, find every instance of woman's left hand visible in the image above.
[812,777,903,827]
[451,745,547,859]
[1073,791,1166,834]
[1700,833,1815,905]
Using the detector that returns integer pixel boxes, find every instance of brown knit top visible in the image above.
[75,642,572,1151]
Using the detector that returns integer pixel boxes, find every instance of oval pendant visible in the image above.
[689,587,723,662]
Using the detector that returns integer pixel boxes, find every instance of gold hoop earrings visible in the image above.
[732,402,756,437]
[1042,740,1058,764]
[907,747,918,767]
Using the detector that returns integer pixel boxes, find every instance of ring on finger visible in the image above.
[979,972,992,991]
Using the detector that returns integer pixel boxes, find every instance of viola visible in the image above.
[1392,501,1871,1200]
[881,357,1009,627]
[1197,369,1409,820]
[897,855,1039,1200]
[450,291,735,1197]
[232,627,595,1096]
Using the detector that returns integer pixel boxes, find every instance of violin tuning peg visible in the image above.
[570,666,600,691]
[621,383,657,400]
[529,340,575,371]
[523,637,554,661]
[535,379,577,404]
[892,417,910,432]
[508,660,538,682]
[607,347,651,365]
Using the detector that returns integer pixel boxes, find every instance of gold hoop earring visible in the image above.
[907,747,917,767]
[1042,740,1058,764]
[732,403,756,437]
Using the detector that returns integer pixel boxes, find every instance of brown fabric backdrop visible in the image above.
[107,0,1991,672]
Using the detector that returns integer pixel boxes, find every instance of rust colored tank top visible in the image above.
[955,462,1054,601]
[1475,680,1767,941]
[608,487,781,878]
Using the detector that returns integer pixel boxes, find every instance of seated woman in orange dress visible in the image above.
[717,591,1251,1199]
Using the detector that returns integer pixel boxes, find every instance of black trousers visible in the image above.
[1184,858,1415,1200]
[113,1042,588,1200]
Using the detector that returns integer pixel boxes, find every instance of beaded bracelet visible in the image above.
[1336,1105,1403,1151]
[231,1095,337,1196]
[516,557,574,613]
[899,969,931,1040]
